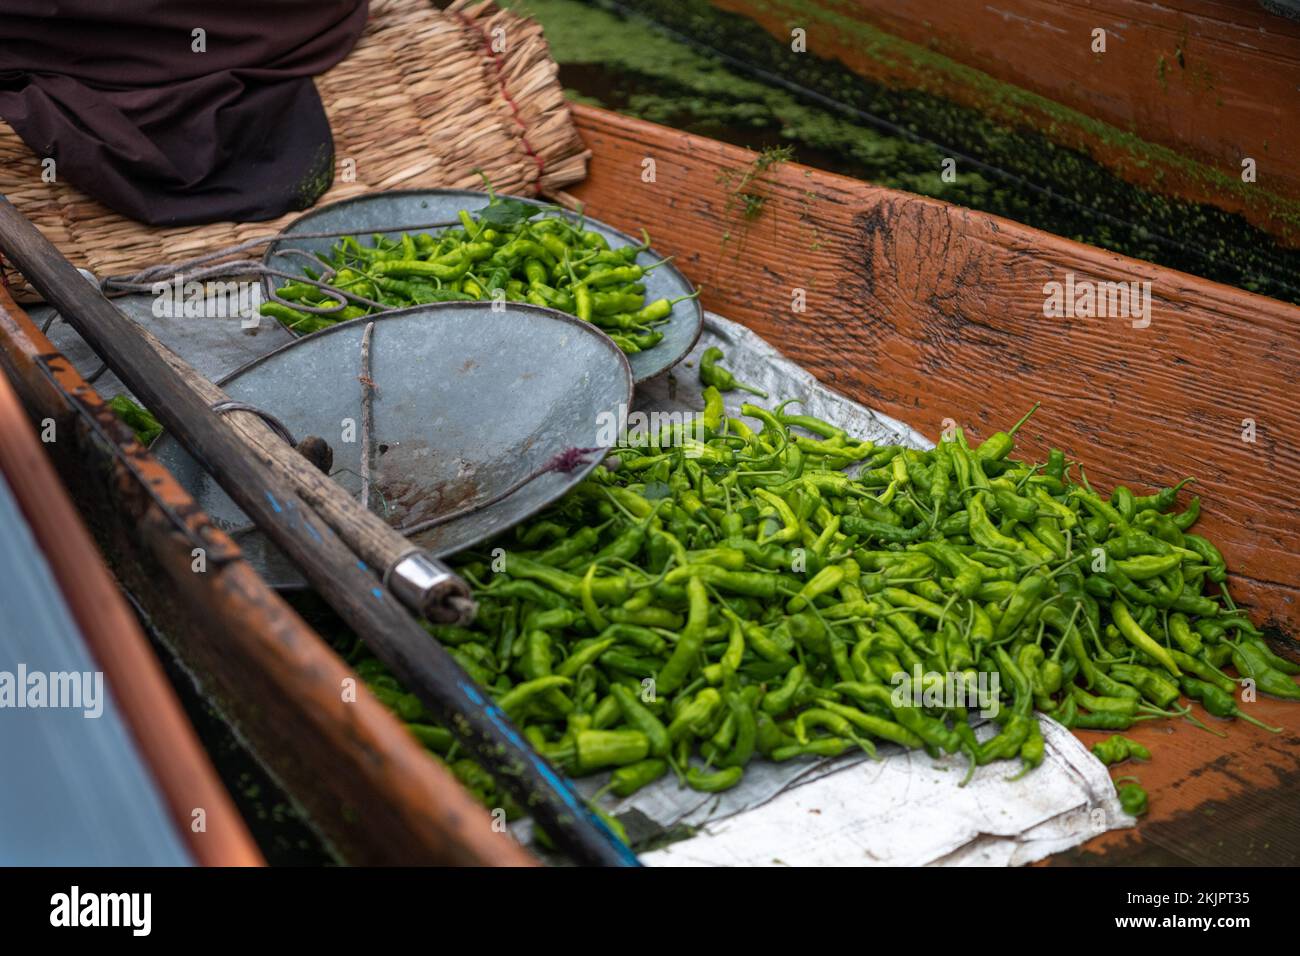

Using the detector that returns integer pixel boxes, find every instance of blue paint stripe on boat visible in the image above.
[462,681,640,866]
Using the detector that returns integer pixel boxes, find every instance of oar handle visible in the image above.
[387,551,477,624]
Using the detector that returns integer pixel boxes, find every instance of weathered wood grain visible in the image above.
[570,104,1300,631]
[1056,696,1300,865]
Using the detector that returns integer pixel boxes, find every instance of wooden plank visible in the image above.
[569,102,1300,630]
[0,367,262,867]
[1056,697,1300,865]
[707,0,1300,244]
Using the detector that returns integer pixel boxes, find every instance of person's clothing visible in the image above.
[0,1,368,225]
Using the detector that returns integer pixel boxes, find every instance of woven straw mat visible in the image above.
[0,0,589,292]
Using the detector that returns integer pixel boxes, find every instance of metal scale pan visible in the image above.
[261,189,703,383]
[152,302,633,589]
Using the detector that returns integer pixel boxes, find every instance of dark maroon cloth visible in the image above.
[0,1,369,225]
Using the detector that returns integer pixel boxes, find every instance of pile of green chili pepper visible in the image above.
[259,199,695,355]
[347,380,1298,827]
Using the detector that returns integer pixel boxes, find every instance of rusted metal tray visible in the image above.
[152,302,633,588]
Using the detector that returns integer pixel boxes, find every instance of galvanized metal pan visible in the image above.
[261,189,703,384]
[152,302,633,589]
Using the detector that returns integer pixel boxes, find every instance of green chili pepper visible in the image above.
[655,577,709,695]
[573,729,650,772]
[1016,720,1045,775]
[793,708,860,746]
[1116,780,1148,817]
[611,683,672,757]
[498,675,573,720]
[772,738,852,761]
[1114,553,1182,580]
[1167,649,1234,695]
[703,614,747,684]
[684,764,744,792]
[667,688,723,742]
[1132,477,1194,513]
[699,347,767,397]
[990,482,1038,523]
[1180,676,1281,733]
[1231,643,1300,701]
[1045,448,1067,481]
[1241,635,1300,676]
[480,579,568,608]
[1111,602,1181,677]
[1109,663,1180,709]
[1091,734,1151,765]
[701,385,726,433]
[1071,710,1135,730]
[506,555,629,604]
[763,663,807,715]
[969,492,1023,552]
[1071,488,1130,535]
[994,572,1048,640]
[816,699,925,749]
[787,565,845,612]
[711,690,759,767]
[1070,686,1139,716]
[832,682,961,753]
[609,757,669,797]
[915,541,982,599]
[974,404,1038,462]
[1110,486,1137,524]
[520,630,554,681]
[1167,612,1202,656]
[1171,495,1201,531]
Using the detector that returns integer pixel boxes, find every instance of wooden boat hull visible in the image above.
[2,102,1297,864]
[0,287,534,867]
[0,363,259,866]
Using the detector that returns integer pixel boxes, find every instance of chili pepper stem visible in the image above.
[959,745,978,787]
[1007,402,1042,437]
[1163,703,1228,738]
[1238,713,1283,733]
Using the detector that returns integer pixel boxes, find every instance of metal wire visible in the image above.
[210,401,297,447]
[358,321,377,510]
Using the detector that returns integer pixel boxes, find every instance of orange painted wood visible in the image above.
[569,103,1300,632]
[710,0,1300,243]
[1056,695,1300,865]
[0,286,536,867]
[0,366,262,867]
